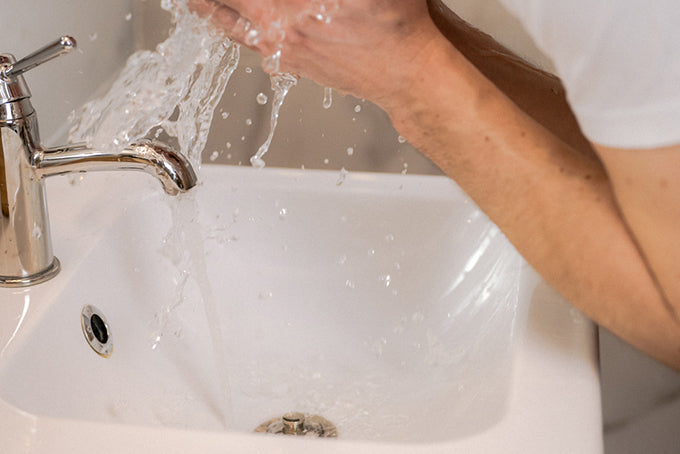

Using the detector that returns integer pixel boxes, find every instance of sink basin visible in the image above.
[0,165,602,453]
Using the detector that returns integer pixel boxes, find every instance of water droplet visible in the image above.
[262,49,281,73]
[245,66,253,74]
[336,167,348,186]
[346,147,354,156]
[250,156,265,169]
[323,87,333,109]
[354,104,362,113]
[345,280,356,289]
[258,291,273,300]
[125,12,132,21]
[225,141,232,149]
[278,208,288,219]
[371,337,387,357]
[337,254,347,265]
[32,224,42,239]
[221,112,230,119]
[323,158,329,165]
[89,32,98,42]
[385,233,395,242]
[245,29,260,46]
[397,135,407,144]
[245,118,253,126]
[256,92,268,105]
[209,150,220,161]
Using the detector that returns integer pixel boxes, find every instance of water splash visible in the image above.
[249,73,298,168]
[69,0,239,428]
[69,0,239,170]
[336,167,348,186]
[304,0,340,24]
[262,49,282,74]
[155,193,234,428]
[323,87,333,109]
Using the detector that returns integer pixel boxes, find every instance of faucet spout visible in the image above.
[37,141,198,195]
[0,36,200,287]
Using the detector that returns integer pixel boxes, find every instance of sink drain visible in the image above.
[81,305,113,357]
[255,412,338,438]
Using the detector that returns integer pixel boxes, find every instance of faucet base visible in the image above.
[0,257,60,288]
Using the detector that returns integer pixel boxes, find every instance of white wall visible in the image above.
[3,0,136,142]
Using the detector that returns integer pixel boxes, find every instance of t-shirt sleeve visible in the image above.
[499,0,680,149]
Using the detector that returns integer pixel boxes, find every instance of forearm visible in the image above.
[426,0,595,159]
[196,0,680,369]
[385,36,680,370]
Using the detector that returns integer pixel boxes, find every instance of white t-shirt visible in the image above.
[496,0,680,149]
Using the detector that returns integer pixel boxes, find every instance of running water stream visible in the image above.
[250,72,298,168]
[68,0,340,429]
[69,0,241,427]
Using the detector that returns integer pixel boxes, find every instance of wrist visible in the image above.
[378,35,483,151]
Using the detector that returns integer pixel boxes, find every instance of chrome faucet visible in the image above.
[0,36,198,287]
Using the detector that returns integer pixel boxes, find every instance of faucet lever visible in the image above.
[2,36,77,79]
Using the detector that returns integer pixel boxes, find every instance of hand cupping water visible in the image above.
[189,0,445,109]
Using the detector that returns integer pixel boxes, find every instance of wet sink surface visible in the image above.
[0,165,602,453]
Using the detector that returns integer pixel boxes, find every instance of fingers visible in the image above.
[210,2,246,37]
[208,0,253,16]
[188,0,254,46]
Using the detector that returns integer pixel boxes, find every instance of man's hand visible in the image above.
[190,0,447,109]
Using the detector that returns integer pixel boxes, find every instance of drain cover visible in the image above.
[255,412,338,438]
[81,305,113,357]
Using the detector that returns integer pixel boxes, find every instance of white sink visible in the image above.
[0,165,602,453]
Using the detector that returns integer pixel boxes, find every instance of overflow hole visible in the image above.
[90,314,109,344]
[81,305,113,358]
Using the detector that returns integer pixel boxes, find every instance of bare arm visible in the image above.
[426,0,596,159]
[195,0,680,370]
[595,144,680,322]
[422,1,680,366]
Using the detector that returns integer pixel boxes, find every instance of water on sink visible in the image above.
[34,0,530,443]
[154,192,234,428]
[68,0,239,169]
[0,167,526,442]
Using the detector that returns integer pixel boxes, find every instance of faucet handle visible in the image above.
[2,36,77,79]
[1,36,77,106]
